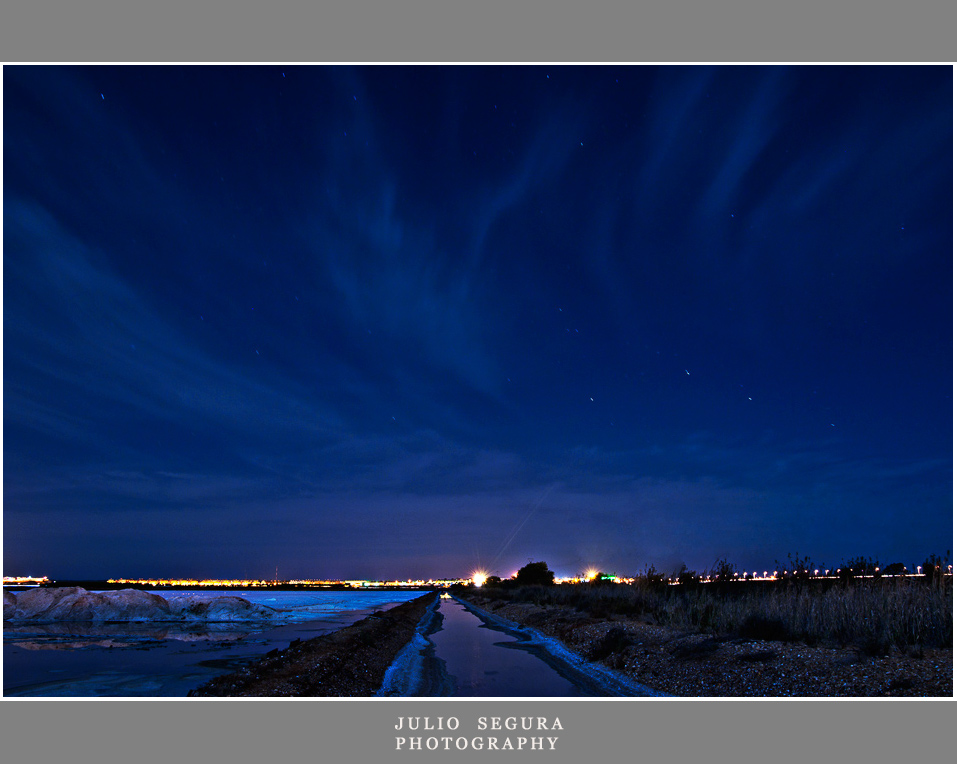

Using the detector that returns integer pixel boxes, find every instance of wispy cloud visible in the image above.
[6,201,349,455]
[4,66,950,579]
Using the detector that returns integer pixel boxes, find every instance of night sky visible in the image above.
[4,65,952,581]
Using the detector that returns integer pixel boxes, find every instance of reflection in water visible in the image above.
[4,608,380,696]
[4,621,258,648]
[429,598,587,696]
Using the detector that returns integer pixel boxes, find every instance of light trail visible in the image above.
[487,483,558,572]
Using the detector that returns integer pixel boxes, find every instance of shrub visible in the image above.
[709,558,737,583]
[922,553,947,585]
[515,561,555,586]
[675,565,700,586]
[840,556,880,581]
[634,564,666,591]
[738,614,792,642]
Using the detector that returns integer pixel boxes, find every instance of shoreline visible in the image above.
[188,592,439,696]
[4,593,429,697]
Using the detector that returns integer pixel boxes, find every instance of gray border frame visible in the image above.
[2,699,956,763]
[2,2,954,763]
[1,1,956,62]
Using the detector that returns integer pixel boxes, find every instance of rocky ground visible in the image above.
[188,592,437,697]
[461,594,953,697]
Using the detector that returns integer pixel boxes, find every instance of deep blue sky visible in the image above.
[4,65,952,581]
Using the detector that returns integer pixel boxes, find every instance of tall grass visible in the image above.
[473,577,952,655]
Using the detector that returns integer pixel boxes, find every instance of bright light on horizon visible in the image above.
[472,571,488,587]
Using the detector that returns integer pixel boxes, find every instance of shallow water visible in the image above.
[380,595,656,697]
[3,589,423,697]
[429,598,586,696]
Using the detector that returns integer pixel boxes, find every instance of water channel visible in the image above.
[380,594,658,697]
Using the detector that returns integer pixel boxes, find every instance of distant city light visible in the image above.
[5,562,950,592]
[1,575,50,587]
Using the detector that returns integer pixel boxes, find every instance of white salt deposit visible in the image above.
[4,587,276,623]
